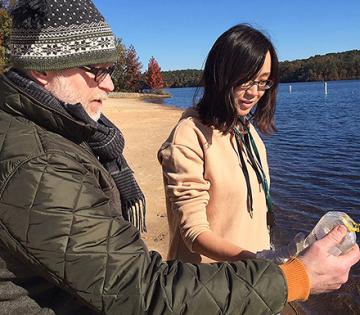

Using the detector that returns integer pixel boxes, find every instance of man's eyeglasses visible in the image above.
[79,64,116,83]
[238,79,274,91]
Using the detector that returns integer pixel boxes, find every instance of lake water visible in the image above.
[161,80,360,314]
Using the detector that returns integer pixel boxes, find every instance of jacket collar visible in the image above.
[0,73,95,144]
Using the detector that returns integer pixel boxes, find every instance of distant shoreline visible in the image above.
[109,92,170,99]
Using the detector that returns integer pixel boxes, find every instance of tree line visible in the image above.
[279,50,360,82]
[161,50,360,88]
[162,69,203,88]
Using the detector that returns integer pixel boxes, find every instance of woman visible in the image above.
[158,24,278,263]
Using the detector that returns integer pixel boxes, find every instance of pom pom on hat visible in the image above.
[11,0,48,29]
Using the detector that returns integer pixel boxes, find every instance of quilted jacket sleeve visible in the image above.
[0,151,287,315]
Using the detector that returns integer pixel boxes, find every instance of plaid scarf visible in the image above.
[5,69,146,232]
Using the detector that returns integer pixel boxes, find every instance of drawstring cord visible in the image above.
[233,120,274,227]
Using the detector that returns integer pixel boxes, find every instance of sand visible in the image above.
[102,97,182,258]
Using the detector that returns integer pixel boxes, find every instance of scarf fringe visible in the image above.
[123,198,147,233]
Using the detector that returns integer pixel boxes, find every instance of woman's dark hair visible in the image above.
[195,24,279,134]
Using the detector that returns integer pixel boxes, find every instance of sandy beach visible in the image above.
[102,97,182,258]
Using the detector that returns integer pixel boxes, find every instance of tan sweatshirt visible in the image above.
[158,109,310,301]
[158,109,271,263]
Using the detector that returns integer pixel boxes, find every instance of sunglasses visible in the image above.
[79,64,116,83]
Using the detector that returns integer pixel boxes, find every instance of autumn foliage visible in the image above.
[0,3,11,73]
[124,45,142,92]
[145,56,164,90]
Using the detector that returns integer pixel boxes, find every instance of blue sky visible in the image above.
[93,0,360,71]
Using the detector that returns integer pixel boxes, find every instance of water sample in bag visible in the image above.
[304,211,359,256]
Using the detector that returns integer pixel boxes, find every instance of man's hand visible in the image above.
[300,225,360,294]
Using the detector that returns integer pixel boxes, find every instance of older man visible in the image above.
[0,1,358,314]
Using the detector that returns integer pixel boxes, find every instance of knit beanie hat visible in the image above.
[10,0,118,71]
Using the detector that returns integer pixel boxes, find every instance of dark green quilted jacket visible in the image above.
[0,74,287,314]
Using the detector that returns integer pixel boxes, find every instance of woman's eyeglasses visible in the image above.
[79,64,116,83]
[239,79,274,91]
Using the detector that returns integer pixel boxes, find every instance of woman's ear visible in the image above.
[29,70,52,86]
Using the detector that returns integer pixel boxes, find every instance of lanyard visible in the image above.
[233,125,274,226]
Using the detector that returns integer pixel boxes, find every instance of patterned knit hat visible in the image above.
[10,0,118,71]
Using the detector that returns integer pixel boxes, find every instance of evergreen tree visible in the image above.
[145,56,164,90]
[112,38,126,91]
[124,44,142,92]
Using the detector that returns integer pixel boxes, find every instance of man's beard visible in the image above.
[48,75,106,121]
